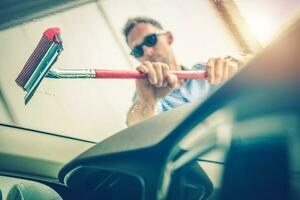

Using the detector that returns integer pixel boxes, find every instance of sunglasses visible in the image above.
[130,33,165,58]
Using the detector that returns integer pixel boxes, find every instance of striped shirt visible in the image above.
[156,63,215,113]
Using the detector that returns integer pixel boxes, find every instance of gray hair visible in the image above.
[123,16,163,43]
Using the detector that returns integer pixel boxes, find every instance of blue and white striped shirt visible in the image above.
[156,63,214,113]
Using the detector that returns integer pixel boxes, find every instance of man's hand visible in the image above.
[135,61,178,103]
[126,61,178,126]
[206,57,240,84]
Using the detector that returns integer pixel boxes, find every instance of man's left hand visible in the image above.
[206,57,240,84]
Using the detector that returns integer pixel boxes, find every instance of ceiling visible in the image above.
[0,0,95,30]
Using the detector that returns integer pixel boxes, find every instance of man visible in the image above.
[123,16,243,126]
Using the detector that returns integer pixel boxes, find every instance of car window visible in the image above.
[0,0,299,142]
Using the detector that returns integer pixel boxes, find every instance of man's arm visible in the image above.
[126,99,157,126]
[126,56,250,126]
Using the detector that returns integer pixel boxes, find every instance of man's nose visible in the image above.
[142,45,154,57]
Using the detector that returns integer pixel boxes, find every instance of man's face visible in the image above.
[127,23,174,65]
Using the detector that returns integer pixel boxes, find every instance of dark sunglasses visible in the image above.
[130,33,165,58]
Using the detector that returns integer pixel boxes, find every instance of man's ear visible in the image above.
[166,31,174,45]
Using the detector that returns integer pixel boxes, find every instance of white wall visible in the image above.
[235,0,300,45]
[0,0,241,142]
[100,0,241,67]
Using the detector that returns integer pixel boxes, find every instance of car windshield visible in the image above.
[0,0,299,142]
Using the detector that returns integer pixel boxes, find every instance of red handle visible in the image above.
[95,70,207,79]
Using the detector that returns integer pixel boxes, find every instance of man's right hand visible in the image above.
[127,61,179,126]
[135,61,179,104]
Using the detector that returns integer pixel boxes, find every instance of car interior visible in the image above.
[1,1,300,200]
